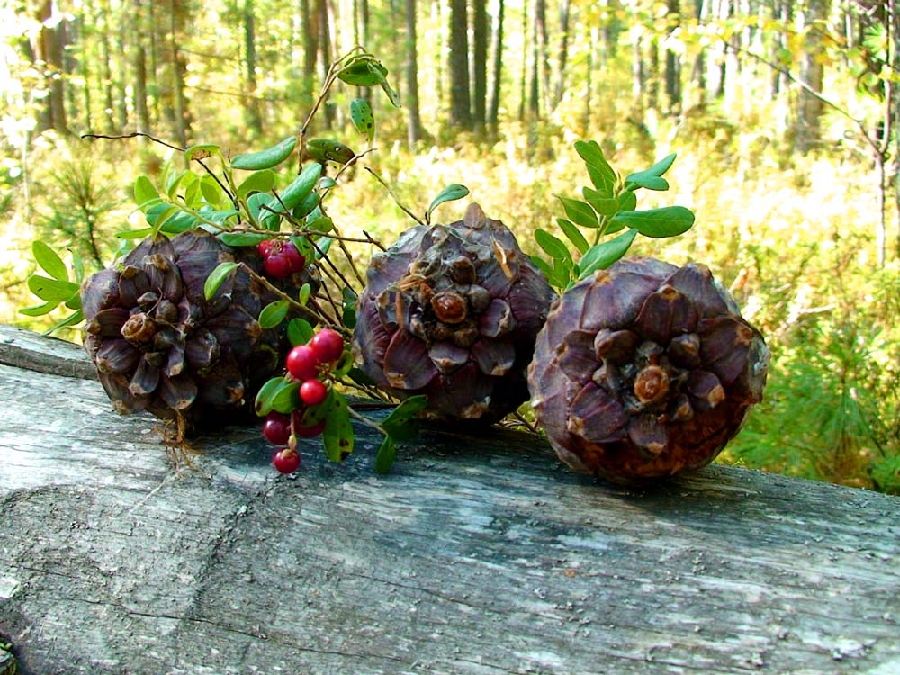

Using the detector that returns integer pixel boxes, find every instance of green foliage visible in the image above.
[531,142,695,290]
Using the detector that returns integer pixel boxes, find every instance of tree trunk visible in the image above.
[405,0,422,148]
[665,0,681,114]
[471,0,489,133]
[244,0,263,137]
[135,44,150,135]
[487,0,505,134]
[554,0,572,106]
[169,0,191,147]
[36,0,68,133]
[891,0,900,262]
[98,0,116,133]
[316,0,335,127]
[796,0,825,152]
[448,0,472,128]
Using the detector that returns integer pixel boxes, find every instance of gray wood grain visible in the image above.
[0,326,898,675]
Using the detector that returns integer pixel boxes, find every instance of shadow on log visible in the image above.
[1,325,899,674]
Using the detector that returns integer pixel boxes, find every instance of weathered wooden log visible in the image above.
[0,324,898,674]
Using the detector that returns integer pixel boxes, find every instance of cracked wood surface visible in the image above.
[1,324,899,675]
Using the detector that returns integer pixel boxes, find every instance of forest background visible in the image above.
[2,0,899,493]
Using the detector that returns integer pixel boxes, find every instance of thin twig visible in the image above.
[81,132,185,152]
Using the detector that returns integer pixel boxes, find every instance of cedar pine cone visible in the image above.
[81,229,312,431]
[353,203,556,422]
[527,256,768,484]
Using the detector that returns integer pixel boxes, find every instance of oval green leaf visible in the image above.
[27,274,79,302]
[32,241,68,281]
[578,230,638,279]
[184,144,221,162]
[258,300,290,329]
[350,98,375,143]
[231,136,297,170]
[535,228,571,263]
[305,138,356,165]
[134,175,159,208]
[20,300,58,317]
[237,170,275,201]
[322,391,354,462]
[218,231,270,248]
[557,195,600,229]
[556,218,590,255]
[287,318,313,346]
[427,184,470,219]
[610,206,696,239]
[203,261,238,300]
[278,163,323,211]
[374,436,397,474]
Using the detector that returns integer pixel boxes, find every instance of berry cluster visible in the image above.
[258,239,306,279]
[262,327,346,473]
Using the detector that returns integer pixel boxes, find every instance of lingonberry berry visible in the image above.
[286,344,320,381]
[262,411,291,445]
[257,239,275,258]
[282,241,306,273]
[264,253,293,279]
[272,447,301,473]
[309,327,345,364]
[300,379,328,407]
[292,409,327,437]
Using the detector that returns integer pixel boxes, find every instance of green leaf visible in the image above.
[27,274,79,302]
[531,255,569,290]
[381,395,427,442]
[247,192,275,225]
[305,138,356,165]
[71,249,85,284]
[44,309,83,335]
[203,262,238,300]
[255,377,301,416]
[20,300,58,317]
[237,170,275,201]
[342,287,358,329]
[557,195,600,229]
[199,175,225,206]
[158,211,199,234]
[258,300,290,329]
[337,57,388,86]
[32,241,68,281]
[556,218,590,255]
[133,175,159,207]
[574,140,617,197]
[184,144,221,162]
[582,187,620,217]
[298,282,311,306]
[617,191,637,212]
[625,153,677,188]
[625,174,670,191]
[278,163,323,211]
[577,230,638,279]
[165,169,194,199]
[231,136,297,170]
[427,184,470,220]
[115,227,154,239]
[292,191,320,220]
[380,80,402,107]
[374,436,397,474]
[350,97,375,143]
[287,318,314,346]
[145,202,178,228]
[610,206,696,238]
[322,391,354,462]
[535,228,571,263]
[217,231,270,247]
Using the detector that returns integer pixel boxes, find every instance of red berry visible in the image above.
[300,379,329,407]
[292,409,327,437]
[264,253,292,279]
[309,328,345,364]
[282,241,306,273]
[272,447,301,473]
[262,411,291,445]
[286,345,320,381]
[257,239,275,257]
